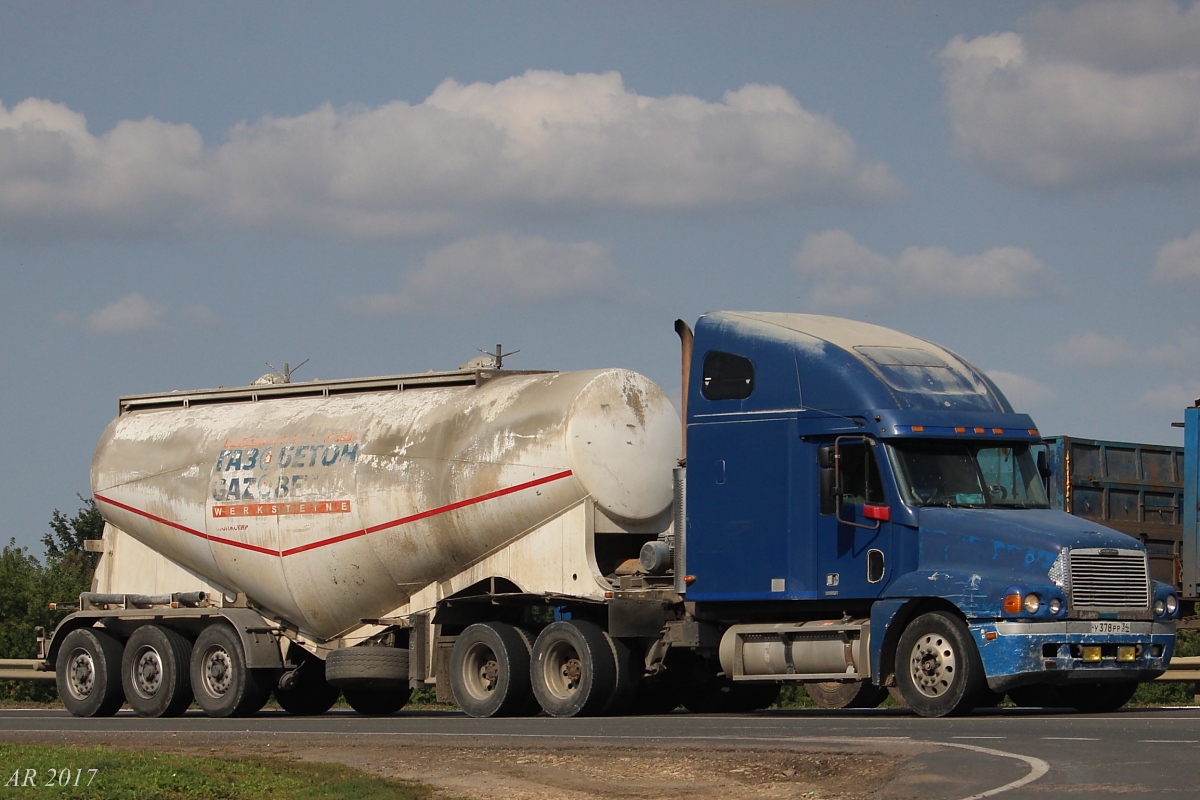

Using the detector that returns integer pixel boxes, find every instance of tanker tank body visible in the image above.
[47,365,679,719]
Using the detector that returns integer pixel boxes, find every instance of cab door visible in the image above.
[815,436,893,599]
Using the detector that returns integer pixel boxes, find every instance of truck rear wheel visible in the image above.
[121,625,193,718]
[805,680,888,709]
[190,624,272,718]
[56,627,125,718]
[531,620,617,717]
[450,623,534,718]
[894,611,984,717]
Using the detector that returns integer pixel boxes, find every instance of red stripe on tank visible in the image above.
[93,469,575,559]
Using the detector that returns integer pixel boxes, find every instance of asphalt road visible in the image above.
[2,705,1199,799]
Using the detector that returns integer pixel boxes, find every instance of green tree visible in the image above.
[0,497,101,703]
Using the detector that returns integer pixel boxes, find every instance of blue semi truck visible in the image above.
[665,312,1177,716]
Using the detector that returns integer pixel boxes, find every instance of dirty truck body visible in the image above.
[37,312,1176,719]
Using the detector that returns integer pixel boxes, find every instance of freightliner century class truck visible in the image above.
[14,312,1180,718]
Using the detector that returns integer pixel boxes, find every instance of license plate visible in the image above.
[1089,621,1132,634]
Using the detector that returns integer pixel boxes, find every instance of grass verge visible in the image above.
[0,743,437,800]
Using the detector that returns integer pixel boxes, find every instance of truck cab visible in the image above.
[681,312,1178,715]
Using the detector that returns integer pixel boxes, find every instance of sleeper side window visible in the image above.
[701,351,754,401]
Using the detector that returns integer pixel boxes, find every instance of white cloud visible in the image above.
[350,233,620,314]
[87,293,167,335]
[939,0,1200,187]
[793,229,1044,308]
[0,72,898,240]
[985,369,1058,409]
[1138,380,1200,411]
[1153,230,1200,282]
[1051,327,1200,367]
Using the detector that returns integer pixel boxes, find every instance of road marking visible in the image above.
[951,736,1006,740]
[1139,739,1197,743]
[939,742,1050,800]
[1041,737,1098,741]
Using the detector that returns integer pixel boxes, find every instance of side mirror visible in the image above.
[817,444,835,469]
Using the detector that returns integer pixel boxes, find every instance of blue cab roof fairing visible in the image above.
[690,312,1014,419]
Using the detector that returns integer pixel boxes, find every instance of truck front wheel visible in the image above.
[894,611,984,717]
[450,622,534,718]
[56,627,125,718]
[121,625,193,718]
[531,620,616,717]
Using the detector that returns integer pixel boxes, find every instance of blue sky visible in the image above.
[3,1,1200,552]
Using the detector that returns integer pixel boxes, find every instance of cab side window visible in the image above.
[839,442,885,505]
[701,351,754,401]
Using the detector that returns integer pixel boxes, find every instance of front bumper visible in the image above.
[970,619,1176,694]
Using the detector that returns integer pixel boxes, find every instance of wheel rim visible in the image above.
[543,640,583,701]
[461,642,499,700]
[908,632,957,698]
[201,645,233,697]
[131,645,164,699]
[66,648,95,700]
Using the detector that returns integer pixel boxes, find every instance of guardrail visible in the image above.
[0,659,55,682]
[1158,655,1200,682]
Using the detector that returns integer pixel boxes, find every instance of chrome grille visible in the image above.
[1067,548,1150,609]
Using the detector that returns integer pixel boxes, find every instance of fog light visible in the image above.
[1082,646,1102,662]
[1048,597,1063,614]
[1117,646,1136,662]
[1024,593,1042,614]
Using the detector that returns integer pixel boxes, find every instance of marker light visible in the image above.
[1003,593,1022,614]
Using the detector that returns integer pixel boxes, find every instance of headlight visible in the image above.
[1155,599,1166,616]
[1048,597,1063,614]
[1023,593,1041,614]
[1167,594,1179,615]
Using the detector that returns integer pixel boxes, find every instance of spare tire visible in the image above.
[325,647,409,688]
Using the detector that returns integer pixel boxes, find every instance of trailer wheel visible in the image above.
[56,627,125,718]
[450,623,534,718]
[894,611,984,717]
[190,624,272,718]
[530,620,617,717]
[805,680,888,710]
[1063,681,1138,713]
[121,625,193,718]
[274,659,340,716]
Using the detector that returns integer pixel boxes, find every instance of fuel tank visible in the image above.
[91,368,679,639]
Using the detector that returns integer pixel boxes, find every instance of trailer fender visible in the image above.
[210,609,285,669]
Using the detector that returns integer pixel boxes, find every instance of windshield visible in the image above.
[887,441,1050,509]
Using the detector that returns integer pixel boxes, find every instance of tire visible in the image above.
[274,659,340,716]
[602,635,641,716]
[805,680,888,710]
[342,685,412,715]
[449,623,534,718]
[724,681,782,712]
[894,611,985,717]
[325,646,409,687]
[531,620,617,717]
[326,647,411,715]
[674,654,776,713]
[1008,684,1068,708]
[56,627,125,718]
[632,670,681,715]
[1063,681,1138,713]
[190,624,272,718]
[121,625,193,718]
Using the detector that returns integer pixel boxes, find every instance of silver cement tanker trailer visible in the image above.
[44,365,681,718]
